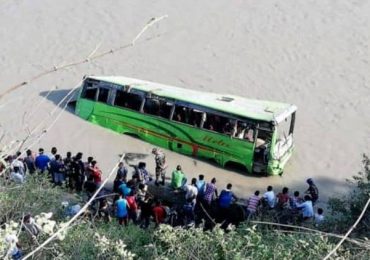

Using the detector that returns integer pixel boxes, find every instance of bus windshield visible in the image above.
[273,112,295,159]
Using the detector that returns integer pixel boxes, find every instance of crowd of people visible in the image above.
[0,146,324,232]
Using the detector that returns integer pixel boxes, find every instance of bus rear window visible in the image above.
[114,90,142,111]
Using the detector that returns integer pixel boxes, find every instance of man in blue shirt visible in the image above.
[115,194,130,226]
[218,183,238,223]
[196,174,206,200]
[35,148,50,173]
[49,154,65,186]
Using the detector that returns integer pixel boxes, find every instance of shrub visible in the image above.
[0,175,68,224]
[327,154,370,236]
[153,223,352,259]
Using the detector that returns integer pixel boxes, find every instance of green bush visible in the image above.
[0,175,68,223]
[327,154,370,236]
[153,224,351,259]
[56,222,152,260]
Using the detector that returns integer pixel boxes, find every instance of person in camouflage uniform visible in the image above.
[152,148,167,186]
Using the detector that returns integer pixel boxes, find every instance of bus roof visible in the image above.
[88,76,297,124]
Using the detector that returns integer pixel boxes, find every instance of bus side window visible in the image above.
[82,87,98,101]
[159,101,173,119]
[204,113,220,132]
[189,109,203,128]
[114,90,142,111]
[114,89,126,107]
[173,105,190,124]
[235,121,255,142]
[143,97,160,116]
[204,113,233,135]
[97,88,110,103]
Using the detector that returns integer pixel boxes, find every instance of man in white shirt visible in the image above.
[263,185,276,208]
[11,152,25,176]
[297,195,314,221]
[314,208,325,225]
[10,166,24,184]
[185,178,198,205]
[48,147,58,161]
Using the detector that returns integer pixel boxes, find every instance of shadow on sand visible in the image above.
[40,88,77,114]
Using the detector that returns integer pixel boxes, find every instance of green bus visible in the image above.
[75,76,297,175]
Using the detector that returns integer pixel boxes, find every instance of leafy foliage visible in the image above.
[153,224,349,260]
[327,154,370,235]
[0,175,68,223]
[56,222,152,260]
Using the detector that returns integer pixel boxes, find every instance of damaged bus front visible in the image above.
[253,106,296,175]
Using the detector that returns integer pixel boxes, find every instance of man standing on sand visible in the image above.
[171,165,186,190]
[185,178,198,206]
[50,154,65,186]
[24,149,36,175]
[11,152,25,176]
[71,152,85,192]
[89,160,102,187]
[263,186,276,209]
[64,152,73,188]
[116,161,128,182]
[217,183,238,225]
[305,178,319,205]
[152,148,167,186]
[35,148,50,173]
[203,177,218,206]
[48,147,57,161]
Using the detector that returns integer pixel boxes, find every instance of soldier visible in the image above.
[152,148,167,186]
[63,152,73,189]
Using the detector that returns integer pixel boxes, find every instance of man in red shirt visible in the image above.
[90,160,102,187]
[126,191,138,224]
[152,200,166,227]
[276,187,290,209]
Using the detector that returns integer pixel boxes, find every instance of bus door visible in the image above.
[252,122,274,174]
